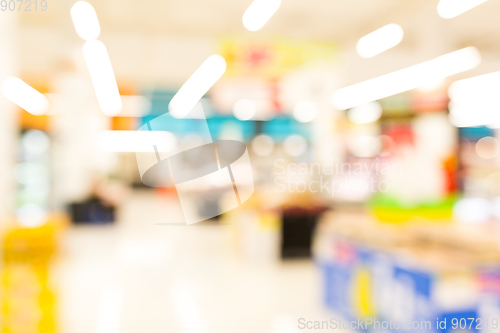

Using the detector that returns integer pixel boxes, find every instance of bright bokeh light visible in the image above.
[83,40,123,116]
[453,198,491,223]
[293,100,318,123]
[17,204,47,228]
[71,1,100,40]
[437,0,488,19]
[181,100,209,120]
[283,135,308,157]
[169,55,226,119]
[356,24,404,58]
[331,47,481,110]
[15,163,45,185]
[1,76,49,115]
[251,134,275,156]
[22,130,50,155]
[96,131,177,152]
[242,0,281,31]
[347,101,382,124]
[233,99,256,120]
[475,136,500,159]
[492,197,500,220]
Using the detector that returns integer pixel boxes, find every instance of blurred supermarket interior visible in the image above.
[2,0,500,332]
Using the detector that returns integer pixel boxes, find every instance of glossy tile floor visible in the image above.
[55,190,333,333]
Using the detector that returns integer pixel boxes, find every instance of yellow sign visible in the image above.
[219,37,339,78]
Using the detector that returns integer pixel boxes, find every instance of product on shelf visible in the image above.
[1,222,61,333]
[314,211,500,333]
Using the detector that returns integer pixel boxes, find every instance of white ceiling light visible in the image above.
[169,55,226,119]
[1,76,49,115]
[71,1,100,40]
[449,71,500,103]
[437,0,488,19]
[448,103,500,127]
[331,47,481,110]
[83,40,123,116]
[242,0,281,31]
[356,24,404,58]
[95,130,177,153]
[448,71,500,127]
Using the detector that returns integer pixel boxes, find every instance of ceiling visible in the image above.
[15,0,500,85]
[18,0,500,45]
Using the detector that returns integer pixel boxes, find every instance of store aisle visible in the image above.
[55,191,331,333]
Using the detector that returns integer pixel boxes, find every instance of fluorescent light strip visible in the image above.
[1,76,49,115]
[449,105,500,127]
[437,0,488,19]
[331,46,481,110]
[95,130,177,152]
[83,40,123,116]
[242,0,281,31]
[71,1,100,40]
[448,71,500,127]
[169,55,226,119]
[356,24,404,58]
[449,70,500,102]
